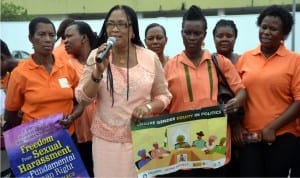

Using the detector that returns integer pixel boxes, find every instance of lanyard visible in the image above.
[183,60,214,102]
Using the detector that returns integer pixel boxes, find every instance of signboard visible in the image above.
[3,113,89,178]
[131,106,227,178]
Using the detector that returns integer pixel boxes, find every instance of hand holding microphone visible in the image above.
[96,37,116,63]
[92,37,116,83]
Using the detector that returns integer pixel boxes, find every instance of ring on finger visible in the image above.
[233,108,238,112]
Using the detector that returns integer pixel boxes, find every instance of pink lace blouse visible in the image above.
[75,46,172,143]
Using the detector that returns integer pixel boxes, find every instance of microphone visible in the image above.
[96,37,116,63]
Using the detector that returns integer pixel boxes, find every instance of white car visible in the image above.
[11,50,29,60]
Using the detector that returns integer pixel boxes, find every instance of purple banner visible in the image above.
[3,113,89,178]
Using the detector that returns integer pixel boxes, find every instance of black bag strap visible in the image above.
[211,53,234,96]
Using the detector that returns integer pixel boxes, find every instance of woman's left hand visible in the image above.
[261,126,276,144]
[131,104,152,124]
[224,97,240,113]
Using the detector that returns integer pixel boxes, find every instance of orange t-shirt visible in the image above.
[164,50,245,164]
[69,58,95,142]
[165,50,244,113]
[53,40,72,61]
[236,44,300,136]
[5,54,79,134]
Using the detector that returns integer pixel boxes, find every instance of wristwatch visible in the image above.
[91,72,103,83]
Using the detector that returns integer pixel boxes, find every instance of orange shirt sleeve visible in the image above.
[216,54,245,94]
[5,64,25,111]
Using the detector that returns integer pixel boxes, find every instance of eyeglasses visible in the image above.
[106,22,131,30]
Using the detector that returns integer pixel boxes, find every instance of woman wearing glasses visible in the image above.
[75,5,172,177]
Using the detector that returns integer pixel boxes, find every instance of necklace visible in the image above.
[119,58,125,64]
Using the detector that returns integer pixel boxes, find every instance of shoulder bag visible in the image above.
[211,54,244,122]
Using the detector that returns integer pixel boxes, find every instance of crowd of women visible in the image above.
[1,3,299,178]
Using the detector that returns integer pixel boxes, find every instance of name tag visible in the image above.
[58,78,70,88]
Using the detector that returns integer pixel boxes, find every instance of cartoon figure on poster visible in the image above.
[192,131,206,149]
[135,149,151,169]
[131,106,228,178]
[150,142,171,159]
[168,123,191,149]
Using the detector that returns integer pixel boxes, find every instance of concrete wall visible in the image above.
[3,0,299,16]
[1,13,299,57]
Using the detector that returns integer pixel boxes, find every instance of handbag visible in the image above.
[211,54,244,122]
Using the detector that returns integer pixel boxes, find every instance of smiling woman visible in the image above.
[74,4,172,177]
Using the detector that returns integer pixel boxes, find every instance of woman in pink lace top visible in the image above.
[75,5,172,177]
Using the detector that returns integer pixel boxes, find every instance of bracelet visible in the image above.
[145,103,152,112]
[91,72,103,83]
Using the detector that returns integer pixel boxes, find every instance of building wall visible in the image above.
[1,13,299,56]
[3,0,300,17]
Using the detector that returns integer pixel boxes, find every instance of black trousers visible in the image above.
[72,134,94,178]
[239,133,298,177]
[77,141,94,177]
[290,136,300,177]
[226,145,240,177]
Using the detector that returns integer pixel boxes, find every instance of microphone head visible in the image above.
[107,36,116,46]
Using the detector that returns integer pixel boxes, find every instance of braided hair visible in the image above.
[182,5,207,32]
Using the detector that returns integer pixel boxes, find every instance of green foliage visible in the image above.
[1,1,30,21]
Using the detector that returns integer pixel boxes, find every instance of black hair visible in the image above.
[96,5,144,47]
[67,21,97,49]
[257,5,294,36]
[182,5,207,32]
[213,19,238,38]
[1,39,18,77]
[144,23,167,37]
[57,18,75,41]
[1,39,12,57]
[96,5,144,106]
[29,17,56,37]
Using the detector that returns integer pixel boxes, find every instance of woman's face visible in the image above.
[214,26,236,55]
[197,135,203,139]
[181,20,206,55]
[106,9,133,47]
[259,15,284,51]
[30,23,56,55]
[1,54,16,77]
[208,138,214,144]
[64,24,85,56]
[144,26,167,55]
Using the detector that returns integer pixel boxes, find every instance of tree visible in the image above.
[1,1,29,21]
